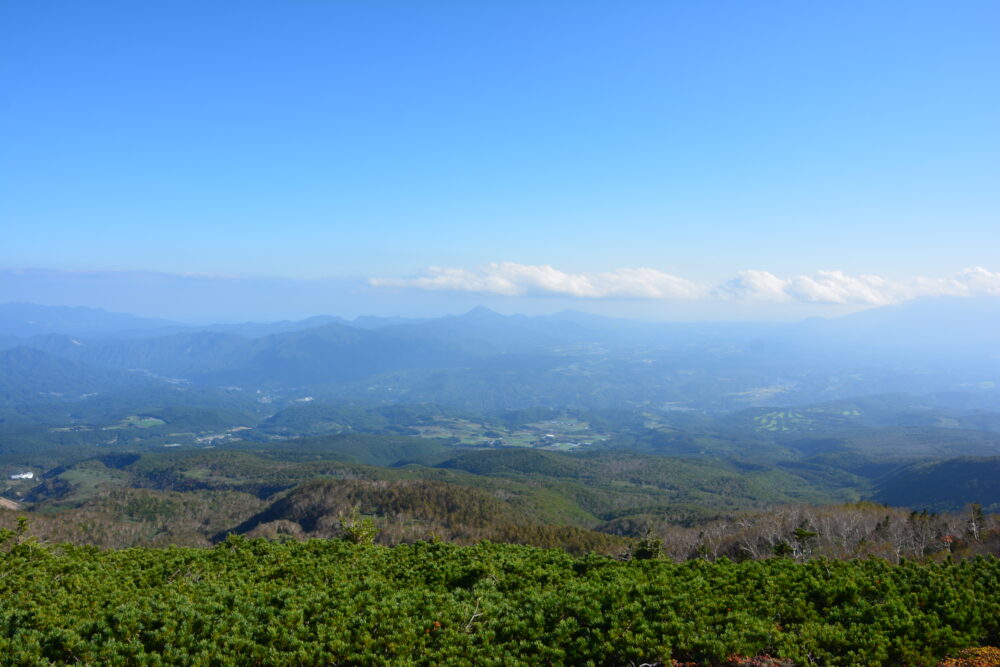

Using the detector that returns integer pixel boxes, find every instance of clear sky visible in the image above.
[2,1,999,321]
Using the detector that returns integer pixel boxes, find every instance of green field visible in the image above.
[414,416,597,449]
[103,415,168,430]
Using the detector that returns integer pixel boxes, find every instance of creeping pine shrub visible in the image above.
[632,533,664,560]
[0,516,30,549]
[339,508,377,544]
[3,538,1000,664]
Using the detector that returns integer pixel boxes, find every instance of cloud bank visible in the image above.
[370,263,704,300]
[372,264,1000,305]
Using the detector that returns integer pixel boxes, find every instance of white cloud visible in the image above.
[371,262,704,300]
[715,270,792,302]
[786,271,903,305]
[373,263,1000,305]
[911,266,1000,298]
[718,270,907,305]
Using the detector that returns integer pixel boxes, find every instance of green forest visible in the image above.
[3,530,1000,665]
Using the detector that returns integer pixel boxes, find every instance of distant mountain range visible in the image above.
[1,298,998,412]
[0,302,178,338]
[0,302,427,340]
[4,298,1000,518]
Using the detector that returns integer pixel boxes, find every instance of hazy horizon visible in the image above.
[3,1,999,322]
[4,266,1000,324]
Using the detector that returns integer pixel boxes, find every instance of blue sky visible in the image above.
[2,1,999,321]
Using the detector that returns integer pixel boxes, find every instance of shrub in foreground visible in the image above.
[1,535,999,665]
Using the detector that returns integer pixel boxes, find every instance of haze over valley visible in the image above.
[3,1,1000,663]
[3,298,1000,525]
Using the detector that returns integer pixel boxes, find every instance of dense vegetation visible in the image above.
[3,531,1000,665]
[4,303,1000,662]
[4,413,1000,556]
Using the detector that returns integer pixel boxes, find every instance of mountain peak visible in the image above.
[460,306,504,320]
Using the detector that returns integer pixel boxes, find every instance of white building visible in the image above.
[9,472,34,480]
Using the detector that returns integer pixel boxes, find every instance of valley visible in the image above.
[3,301,1000,664]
